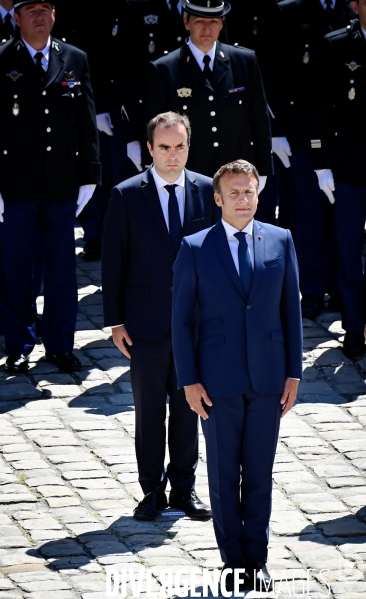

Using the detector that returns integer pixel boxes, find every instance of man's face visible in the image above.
[350,0,366,29]
[184,16,223,52]
[214,172,258,229]
[147,124,189,182]
[14,3,55,45]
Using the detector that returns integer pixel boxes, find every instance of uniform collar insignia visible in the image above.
[14,40,24,51]
[144,14,158,25]
[6,70,22,82]
[353,30,362,38]
[177,87,192,98]
[346,61,362,71]
[64,70,76,81]
[52,40,61,53]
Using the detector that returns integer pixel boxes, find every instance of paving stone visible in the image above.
[0,385,42,400]
[318,517,366,537]
[326,477,365,488]
[46,497,81,508]
[61,471,111,480]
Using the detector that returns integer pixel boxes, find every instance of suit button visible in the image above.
[210,111,216,116]
[169,287,173,292]
[213,142,219,147]
[45,108,49,114]
[209,95,214,101]
[42,91,46,96]
[247,305,251,310]
[47,146,52,151]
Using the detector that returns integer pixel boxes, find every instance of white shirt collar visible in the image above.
[221,218,254,240]
[319,0,335,8]
[362,27,366,39]
[0,6,14,20]
[187,37,216,70]
[151,165,185,190]
[22,36,51,62]
[166,0,182,13]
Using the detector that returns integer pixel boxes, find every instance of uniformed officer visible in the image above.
[0,0,101,374]
[0,1,17,42]
[145,0,273,184]
[272,0,355,320]
[310,0,366,359]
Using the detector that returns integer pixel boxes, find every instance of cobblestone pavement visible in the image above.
[0,225,365,599]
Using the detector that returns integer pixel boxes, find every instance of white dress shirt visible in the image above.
[23,36,51,72]
[221,218,254,273]
[151,165,186,230]
[187,37,216,71]
[0,5,15,30]
[318,0,336,8]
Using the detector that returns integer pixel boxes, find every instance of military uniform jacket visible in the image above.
[271,0,354,144]
[0,36,101,203]
[145,41,273,177]
[311,20,366,187]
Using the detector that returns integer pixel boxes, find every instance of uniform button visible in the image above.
[177,36,182,42]
[305,44,309,48]
[76,151,79,155]
[149,33,153,37]
[139,99,143,103]
[42,90,47,96]
[210,111,216,116]
[213,142,219,147]
[164,50,168,54]
[209,95,214,101]
[247,305,251,310]
[212,127,217,132]
[13,94,18,99]
[47,146,51,151]
[250,141,254,146]
[350,79,354,84]
[45,108,49,114]
[290,101,294,105]
[239,100,242,105]
[111,79,114,83]
[3,150,7,155]
[169,287,173,292]
[46,127,51,132]
[183,105,187,110]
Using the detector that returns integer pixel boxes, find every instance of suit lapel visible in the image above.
[213,221,246,299]
[248,221,264,302]
[141,168,176,256]
[182,169,199,236]
[211,42,230,89]
[44,39,64,89]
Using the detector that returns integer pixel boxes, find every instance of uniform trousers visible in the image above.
[201,387,281,564]
[335,181,366,334]
[130,333,198,495]
[0,200,78,356]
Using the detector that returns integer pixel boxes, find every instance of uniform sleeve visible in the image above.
[248,51,274,176]
[310,37,335,169]
[77,53,101,185]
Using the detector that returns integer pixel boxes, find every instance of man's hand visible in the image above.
[96,112,114,136]
[112,325,133,359]
[0,193,4,223]
[76,184,96,217]
[280,378,299,418]
[127,140,143,172]
[272,137,292,168]
[258,175,267,194]
[184,383,213,420]
[315,169,335,204]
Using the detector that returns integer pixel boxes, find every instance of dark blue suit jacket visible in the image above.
[172,220,303,396]
[102,167,217,339]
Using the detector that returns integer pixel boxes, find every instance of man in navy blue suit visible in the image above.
[102,112,217,521]
[172,159,303,592]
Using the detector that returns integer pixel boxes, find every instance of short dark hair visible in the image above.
[213,159,260,194]
[147,112,191,147]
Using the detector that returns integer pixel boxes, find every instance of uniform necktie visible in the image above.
[34,51,46,79]
[203,54,212,84]
[3,13,14,39]
[234,232,252,297]
[324,0,333,16]
[165,184,182,253]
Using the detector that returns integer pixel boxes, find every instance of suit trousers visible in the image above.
[130,333,198,495]
[201,387,282,564]
[0,200,78,356]
[334,181,366,334]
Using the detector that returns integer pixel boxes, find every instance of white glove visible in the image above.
[96,112,114,136]
[272,137,292,168]
[258,175,267,194]
[0,193,4,223]
[76,184,96,217]
[127,140,143,172]
[315,169,335,204]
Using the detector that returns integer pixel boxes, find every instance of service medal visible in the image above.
[12,103,19,116]
[348,87,356,100]
[303,51,310,64]
[148,41,155,53]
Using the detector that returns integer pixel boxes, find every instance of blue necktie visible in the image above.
[165,184,182,253]
[234,231,252,296]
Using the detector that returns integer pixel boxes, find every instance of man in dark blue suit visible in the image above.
[172,159,303,592]
[102,112,217,521]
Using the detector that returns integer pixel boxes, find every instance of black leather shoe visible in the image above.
[133,490,168,521]
[342,332,365,361]
[4,354,29,375]
[45,351,81,372]
[81,238,102,261]
[221,560,246,593]
[301,294,324,320]
[169,489,212,519]
[244,559,274,593]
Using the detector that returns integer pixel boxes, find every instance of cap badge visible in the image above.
[177,88,192,98]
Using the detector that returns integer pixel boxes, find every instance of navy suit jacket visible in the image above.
[102,167,217,339]
[172,220,303,397]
